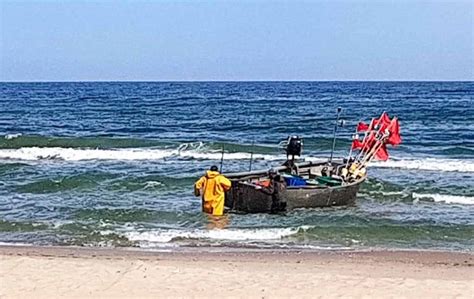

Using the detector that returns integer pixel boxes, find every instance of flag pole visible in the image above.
[363,117,398,167]
[357,112,388,163]
[329,107,342,163]
[357,137,386,173]
[350,136,386,179]
[356,111,386,161]
[356,118,375,161]
[360,136,385,166]
[357,131,387,169]
[356,118,396,171]
[346,130,358,169]
[349,115,399,179]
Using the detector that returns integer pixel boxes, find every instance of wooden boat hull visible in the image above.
[224,161,365,213]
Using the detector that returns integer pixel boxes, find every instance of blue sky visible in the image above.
[0,1,472,81]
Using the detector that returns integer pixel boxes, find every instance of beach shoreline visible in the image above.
[1,245,472,298]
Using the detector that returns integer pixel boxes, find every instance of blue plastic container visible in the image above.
[283,175,307,187]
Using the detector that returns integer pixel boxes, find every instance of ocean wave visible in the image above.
[124,227,305,243]
[4,133,22,140]
[0,146,282,161]
[371,158,474,173]
[15,174,196,194]
[412,193,474,205]
[142,181,164,189]
[306,156,474,173]
[15,172,118,194]
[0,135,172,149]
[0,162,30,174]
[438,146,474,156]
[1,145,473,174]
[1,135,348,152]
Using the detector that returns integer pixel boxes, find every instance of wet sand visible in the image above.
[0,246,473,298]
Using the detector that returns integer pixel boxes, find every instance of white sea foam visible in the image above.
[0,242,33,247]
[4,133,22,140]
[143,181,164,189]
[412,193,474,205]
[125,227,302,243]
[371,158,474,173]
[0,147,282,162]
[306,156,474,173]
[1,147,473,174]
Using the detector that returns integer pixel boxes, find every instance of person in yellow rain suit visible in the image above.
[194,165,232,216]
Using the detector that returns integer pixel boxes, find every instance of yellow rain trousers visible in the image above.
[194,171,232,216]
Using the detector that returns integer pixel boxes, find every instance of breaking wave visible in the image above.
[4,133,22,140]
[124,227,306,243]
[0,135,173,149]
[371,158,474,173]
[1,145,473,174]
[0,146,283,162]
[412,193,474,205]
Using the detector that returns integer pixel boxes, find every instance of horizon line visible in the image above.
[1,79,473,83]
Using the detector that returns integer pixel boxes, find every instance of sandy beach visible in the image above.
[0,246,472,298]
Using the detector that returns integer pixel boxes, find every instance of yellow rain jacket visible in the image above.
[194,170,232,216]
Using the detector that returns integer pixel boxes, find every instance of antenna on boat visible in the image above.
[249,141,254,171]
[219,144,225,172]
[329,107,343,163]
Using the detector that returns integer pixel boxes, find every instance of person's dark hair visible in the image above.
[268,168,277,179]
[210,165,219,171]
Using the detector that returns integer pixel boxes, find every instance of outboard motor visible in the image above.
[286,135,303,159]
[284,136,303,175]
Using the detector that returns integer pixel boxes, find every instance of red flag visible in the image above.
[356,118,377,132]
[379,112,391,124]
[375,144,389,161]
[357,122,370,132]
[387,118,401,146]
[351,139,364,149]
[374,112,391,131]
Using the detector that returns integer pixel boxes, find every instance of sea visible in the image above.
[0,81,472,252]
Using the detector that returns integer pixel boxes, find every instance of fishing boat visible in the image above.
[225,160,365,213]
[224,110,401,213]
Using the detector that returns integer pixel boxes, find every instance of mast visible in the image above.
[329,107,342,163]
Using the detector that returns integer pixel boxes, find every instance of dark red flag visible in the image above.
[357,122,370,132]
[379,112,391,124]
[387,118,402,146]
[351,139,364,149]
[375,143,389,161]
[374,112,391,131]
